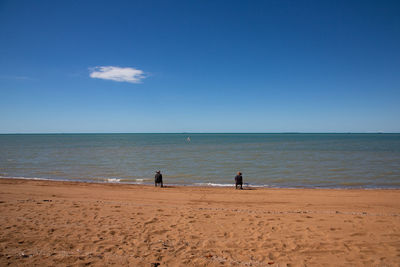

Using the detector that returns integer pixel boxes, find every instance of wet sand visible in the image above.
[0,178,399,266]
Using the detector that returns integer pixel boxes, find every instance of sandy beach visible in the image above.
[0,179,399,266]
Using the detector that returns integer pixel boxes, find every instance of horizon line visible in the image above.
[0,132,398,134]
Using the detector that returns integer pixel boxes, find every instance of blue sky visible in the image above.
[0,0,399,133]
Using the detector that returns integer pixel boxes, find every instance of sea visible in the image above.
[0,133,399,189]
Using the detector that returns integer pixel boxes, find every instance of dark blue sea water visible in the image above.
[0,133,399,188]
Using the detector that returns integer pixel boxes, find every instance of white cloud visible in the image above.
[89,66,146,83]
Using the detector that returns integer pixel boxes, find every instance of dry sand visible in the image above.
[0,179,399,266]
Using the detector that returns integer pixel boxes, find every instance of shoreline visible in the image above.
[1,176,399,190]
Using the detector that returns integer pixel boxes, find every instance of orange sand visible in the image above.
[0,179,399,266]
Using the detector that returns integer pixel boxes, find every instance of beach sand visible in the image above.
[0,179,399,266]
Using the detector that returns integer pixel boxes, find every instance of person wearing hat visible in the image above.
[235,172,243,189]
[155,170,163,187]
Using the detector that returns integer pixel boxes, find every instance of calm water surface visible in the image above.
[0,134,399,188]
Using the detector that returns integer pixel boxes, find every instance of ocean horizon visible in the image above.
[1,132,399,134]
[1,133,399,189]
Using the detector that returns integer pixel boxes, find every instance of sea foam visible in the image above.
[107,178,121,183]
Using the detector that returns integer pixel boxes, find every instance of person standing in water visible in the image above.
[155,170,163,187]
[235,172,243,189]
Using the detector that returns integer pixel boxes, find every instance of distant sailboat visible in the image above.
[186,137,191,142]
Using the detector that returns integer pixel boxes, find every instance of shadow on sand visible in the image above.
[155,185,176,189]
[242,187,256,190]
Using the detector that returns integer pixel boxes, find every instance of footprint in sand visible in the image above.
[144,218,158,225]
[350,232,366,237]
[152,230,168,235]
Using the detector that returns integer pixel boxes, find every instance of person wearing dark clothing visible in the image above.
[235,172,243,189]
[155,170,163,187]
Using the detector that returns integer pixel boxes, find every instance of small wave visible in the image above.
[107,178,121,183]
[128,178,146,184]
[194,182,235,187]
[106,178,153,184]
[0,175,51,181]
[193,182,274,188]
